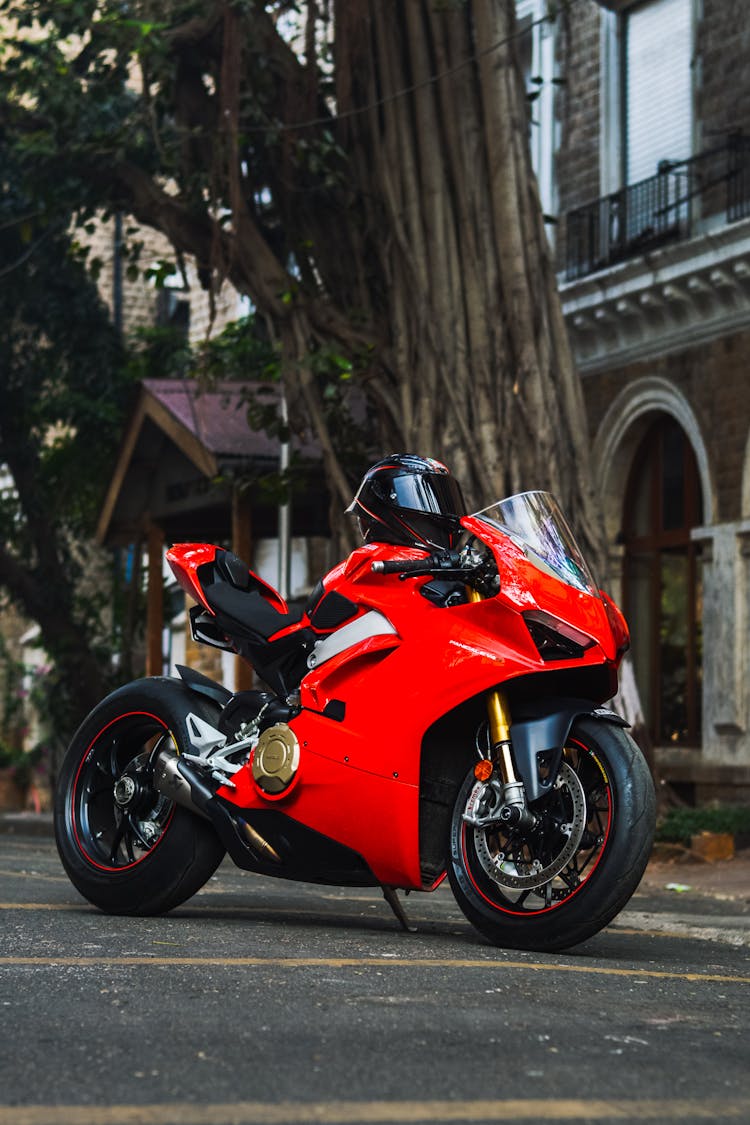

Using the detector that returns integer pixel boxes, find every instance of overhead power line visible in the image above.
[245,0,579,135]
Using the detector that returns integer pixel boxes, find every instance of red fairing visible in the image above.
[600,589,630,657]
[166,543,220,611]
[214,525,625,890]
[221,732,422,887]
[166,543,292,616]
[461,515,618,661]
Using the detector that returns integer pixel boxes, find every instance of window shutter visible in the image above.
[625,0,693,185]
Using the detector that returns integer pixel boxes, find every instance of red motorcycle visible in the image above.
[55,456,655,951]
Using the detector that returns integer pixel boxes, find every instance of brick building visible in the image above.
[523,0,750,799]
[85,216,245,346]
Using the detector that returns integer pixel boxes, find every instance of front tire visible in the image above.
[55,677,226,915]
[448,718,655,951]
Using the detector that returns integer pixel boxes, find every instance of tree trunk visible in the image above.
[319,1,605,564]
[58,0,606,565]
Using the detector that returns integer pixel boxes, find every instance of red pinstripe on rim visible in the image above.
[460,742,614,917]
[70,711,177,872]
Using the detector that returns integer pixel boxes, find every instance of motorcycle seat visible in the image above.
[204,583,304,641]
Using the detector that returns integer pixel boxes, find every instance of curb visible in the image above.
[0,812,54,838]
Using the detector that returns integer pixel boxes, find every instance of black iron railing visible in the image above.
[564,138,750,281]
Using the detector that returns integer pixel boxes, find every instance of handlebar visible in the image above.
[371,557,440,576]
[371,549,500,597]
[371,550,471,579]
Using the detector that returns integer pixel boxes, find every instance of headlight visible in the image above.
[523,609,596,661]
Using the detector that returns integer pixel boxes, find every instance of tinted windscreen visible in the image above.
[474,491,598,596]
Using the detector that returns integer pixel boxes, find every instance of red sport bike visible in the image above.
[56,485,655,951]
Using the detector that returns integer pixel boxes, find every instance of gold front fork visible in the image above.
[466,586,519,787]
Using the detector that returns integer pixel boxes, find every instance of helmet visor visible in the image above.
[390,472,466,516]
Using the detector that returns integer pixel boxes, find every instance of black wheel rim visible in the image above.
[70,711,177,872]
[460,737,613,916]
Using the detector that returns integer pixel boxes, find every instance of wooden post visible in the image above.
[146,522,164,677]
[232,486,255,692]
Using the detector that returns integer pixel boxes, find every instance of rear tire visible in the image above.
[448,718,655,951]
[54,677,226,915]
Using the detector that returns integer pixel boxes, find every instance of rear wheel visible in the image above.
[55,677,225,915]
[448,718,655,951]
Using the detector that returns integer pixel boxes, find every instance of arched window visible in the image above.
[623,416,703,745]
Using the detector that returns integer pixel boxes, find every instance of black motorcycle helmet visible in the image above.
[346,454,467,550]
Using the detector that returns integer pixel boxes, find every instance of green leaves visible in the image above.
[145,258,182,288]
[0,146,132,535]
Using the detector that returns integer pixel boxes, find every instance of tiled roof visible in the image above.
[96,378,324,543]
[143,379,281,461]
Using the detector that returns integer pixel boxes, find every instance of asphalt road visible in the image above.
[1,832,749,1125]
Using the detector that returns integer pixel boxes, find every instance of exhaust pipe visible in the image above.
[152,750,203,816]
[152,749,282,865]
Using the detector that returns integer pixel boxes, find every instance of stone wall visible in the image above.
[699,0,750,141]
[84,217,245,344]
[583,328,750,524]
[555,1,602,268]
[557,0,750,795]
[85,219,166,333]
[581,328,750,784]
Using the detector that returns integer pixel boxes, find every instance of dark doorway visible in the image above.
[623,415,703,745]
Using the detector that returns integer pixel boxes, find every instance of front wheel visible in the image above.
[55,677,226,915]
[448,718,655,952]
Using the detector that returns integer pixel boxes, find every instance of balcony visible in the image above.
[560,139,750,375]
[564,138,750,282]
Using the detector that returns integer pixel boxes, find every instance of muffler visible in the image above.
[152,749,203,816]
[152,749,282,865]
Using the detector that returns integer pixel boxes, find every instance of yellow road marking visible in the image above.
[0,901,416,922]
[0,955,748,985]
[0,903,83,911]
[1,1099,750,1124]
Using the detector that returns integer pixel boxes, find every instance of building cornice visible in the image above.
[560,218,750,374]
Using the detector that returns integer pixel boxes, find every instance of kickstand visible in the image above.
[381,885,417,933]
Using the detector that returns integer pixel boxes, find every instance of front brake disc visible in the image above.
[467,761,587,890]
